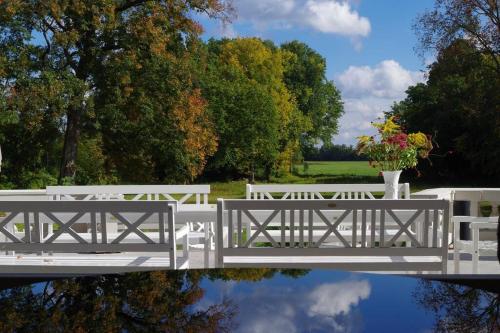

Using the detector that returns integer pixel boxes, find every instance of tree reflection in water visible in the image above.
[0,268,308,332]
[414,280,500,333]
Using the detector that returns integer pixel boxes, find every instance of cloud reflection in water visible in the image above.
[203,278,371,333]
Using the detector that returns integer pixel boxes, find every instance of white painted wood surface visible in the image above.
[246,183,411,200]
[0,189,49,201]
[47,185,210,205]
[0,200,184,270]
[216,199,449,273]
[452,216,499,274]
[47,185,212,266]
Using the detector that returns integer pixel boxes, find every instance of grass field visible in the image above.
[207,161,383,202]
[205,161,466,203]
[294,161,378,177]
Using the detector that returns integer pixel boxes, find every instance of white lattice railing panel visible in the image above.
[246,184,410,201]
[47,185,210,206]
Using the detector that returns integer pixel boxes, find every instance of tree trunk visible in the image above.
[59,107,82,184]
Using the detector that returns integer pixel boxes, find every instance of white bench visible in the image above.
[47,185,212,266]
[0,200,188,271]
[216,199,449,273]
[246,183,411,200]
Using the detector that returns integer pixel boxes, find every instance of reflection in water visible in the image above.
[222,279,371,333]
[0,269,307,332]
[0,268,496,332]
[0,270,237,332]
[414,280,500,333]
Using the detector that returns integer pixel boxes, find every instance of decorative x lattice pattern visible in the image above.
[225,207,442,249]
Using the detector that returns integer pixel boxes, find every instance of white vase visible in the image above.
[382,170,402,199]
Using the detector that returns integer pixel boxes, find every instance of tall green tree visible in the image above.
[202,38,305,179]
[391,39,500,182]
[0,0,232,183]
[281,40,344,148]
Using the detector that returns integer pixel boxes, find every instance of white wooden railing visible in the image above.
[0,200,182,269]
[246,183,411,200]
[0,189,49,201]
[47,185,210,206]
[216,199,449,272]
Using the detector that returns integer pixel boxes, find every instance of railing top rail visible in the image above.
[0,200,176,212]
[246,183,408,192]
[220,198,448,210]
[46,185,210,195]
[0,189,47,195]
[481,190,500,201]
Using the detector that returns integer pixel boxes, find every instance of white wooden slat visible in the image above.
[101,212,108,244]
[380,209,385,247]
[178,193,192,204]
[281,210,286,247]
[168,205,176,270]
[352,209,357,247]
[299,210,304,247]
[423,209,429,247]
[308,209,313,246]
[237,210,242,247]
[361,210,367,248]
[33,212,41,243]
[47,185,210,195]
[91,212,97,244]
[228,209,233,248]
[433,209,439,247]
[290,210,295,246]
[370,209,376,247]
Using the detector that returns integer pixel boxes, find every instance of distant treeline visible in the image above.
[303,145,367,161]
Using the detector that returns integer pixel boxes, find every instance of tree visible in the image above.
[281,40,344,148]
[0,0,232,183]
[202,38,305,179]
[391,39,500,182]
[414,0,500,73]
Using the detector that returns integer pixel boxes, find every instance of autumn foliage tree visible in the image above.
[0,0,231,184]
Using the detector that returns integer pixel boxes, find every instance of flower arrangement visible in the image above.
[356,117,432,172]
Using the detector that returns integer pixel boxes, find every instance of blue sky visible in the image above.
[197,0,436,145]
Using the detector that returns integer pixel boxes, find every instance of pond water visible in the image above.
[0,269,498,332]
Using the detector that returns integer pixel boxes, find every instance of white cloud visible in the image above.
[334,60,426,145]
[231,0,370,46]
[304,1,370,37]
[338,60,424,99]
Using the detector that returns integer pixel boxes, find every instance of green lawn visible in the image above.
[295,161,378,177]
[206,161,460,203]
[208,161,384,202]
